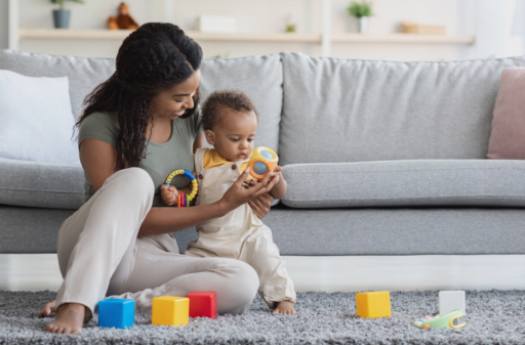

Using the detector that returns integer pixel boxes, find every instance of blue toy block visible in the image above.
[98,298,135,329]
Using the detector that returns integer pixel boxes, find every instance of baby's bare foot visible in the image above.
[39,300,57,317]
[273,301,296,315]
[45,303,86,334]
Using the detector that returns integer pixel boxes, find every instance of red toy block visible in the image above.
[187,291,217,318]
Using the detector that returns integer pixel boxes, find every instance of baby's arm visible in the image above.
[160,184,179,206]
[269,166,287,200]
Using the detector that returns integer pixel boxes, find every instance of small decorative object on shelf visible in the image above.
[49,0,84,29]
[284,13,297,33]
[399,21,447,35]
[196,15,237,33]
[107,2,139,30]
[347,1,373,34]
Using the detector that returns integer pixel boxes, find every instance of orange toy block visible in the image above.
[151,296,189,326]
[355,291,392,318]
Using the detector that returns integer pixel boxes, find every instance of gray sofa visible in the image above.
[2,49,525,257]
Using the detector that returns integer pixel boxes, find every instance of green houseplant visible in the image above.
[50,0,84,29]
[347,1,373,33]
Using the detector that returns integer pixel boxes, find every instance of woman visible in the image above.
[40,23,278,334]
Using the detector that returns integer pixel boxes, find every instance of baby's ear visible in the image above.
[204,130,215,145]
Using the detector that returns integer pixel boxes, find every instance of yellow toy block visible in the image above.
[355,291,392,318]
[152,296,189,326]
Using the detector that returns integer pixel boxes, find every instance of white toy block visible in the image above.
[439,290,466,315]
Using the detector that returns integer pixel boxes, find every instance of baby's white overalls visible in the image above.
[186,148,296,305]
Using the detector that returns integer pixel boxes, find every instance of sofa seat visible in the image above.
[282,159,525,208]
[0,158,85,209]
[4,206,525,255]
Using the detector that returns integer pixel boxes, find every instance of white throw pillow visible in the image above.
[0,69,79,165]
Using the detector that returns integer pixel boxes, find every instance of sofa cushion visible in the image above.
[280,53,525,164]
[199,54,282,150]
[282,159,525,208]
[0,50,283,150]
[0,50,114,119]
[0,158,86,209]
[487,69,525,159]
[0,70,79,164]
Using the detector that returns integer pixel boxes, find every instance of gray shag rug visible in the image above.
[1,290,525,345]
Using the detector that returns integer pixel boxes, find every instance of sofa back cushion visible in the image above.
[0,50,282,151]
[279,53,525,164]
[199,55,283,150]
[0,50,114,120]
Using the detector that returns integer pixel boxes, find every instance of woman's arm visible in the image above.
[80,139,227,235]
[139,169,278,236]
[79,139,118,191]
[139,198,228,236]
[80,138,278,237]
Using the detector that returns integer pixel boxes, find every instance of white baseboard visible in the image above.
[1,254,525,292]
[285,255,525,291]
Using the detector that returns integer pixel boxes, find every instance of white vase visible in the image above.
[357,17,369,33]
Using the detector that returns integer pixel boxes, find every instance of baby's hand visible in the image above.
[160,184,179,206]
[271,166,283,185]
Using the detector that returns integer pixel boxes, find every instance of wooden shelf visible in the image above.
[189,31,320,43]
[332,33,475,45]
[19,29,132,40]
[18,29,320,43]
[18,29,475,46]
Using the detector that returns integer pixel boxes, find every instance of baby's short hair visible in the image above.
[201,90,256,130]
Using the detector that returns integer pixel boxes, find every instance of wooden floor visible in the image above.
[2,254,525,291]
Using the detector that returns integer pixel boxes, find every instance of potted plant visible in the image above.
[347,1,373,33]
[50,0,84,29]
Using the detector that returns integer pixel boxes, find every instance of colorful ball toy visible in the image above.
[248,146,279,180]
[164,169,198,207]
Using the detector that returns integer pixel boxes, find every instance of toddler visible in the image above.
[161,90,296,315]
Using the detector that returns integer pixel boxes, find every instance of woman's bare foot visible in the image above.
[39,300,57,317]
[273,301,296,315]
[45,303,87,334]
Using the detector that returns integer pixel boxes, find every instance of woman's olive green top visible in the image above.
[78,111,199,205]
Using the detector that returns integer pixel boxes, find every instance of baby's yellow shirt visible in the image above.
[203,149,249,171]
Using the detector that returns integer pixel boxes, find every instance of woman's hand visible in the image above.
[220,168,280,212]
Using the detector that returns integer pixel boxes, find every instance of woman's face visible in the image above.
[149,70,201,120]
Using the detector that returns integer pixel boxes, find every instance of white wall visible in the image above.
[462,0,522,59]
[0,0,8,49]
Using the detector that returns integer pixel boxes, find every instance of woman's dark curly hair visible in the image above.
[77,23,203,169]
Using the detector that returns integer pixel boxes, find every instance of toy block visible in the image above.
[152,296,189,326]
[355,291,392,318]
[439,290,466,315]
[97,298,135,329]
[187,291,217,318]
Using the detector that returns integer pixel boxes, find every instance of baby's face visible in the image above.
[206,108,257,161]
